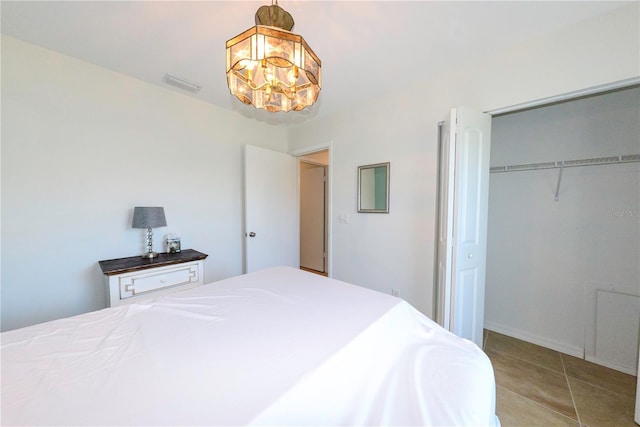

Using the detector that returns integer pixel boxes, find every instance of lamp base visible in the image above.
[141,251,159,259]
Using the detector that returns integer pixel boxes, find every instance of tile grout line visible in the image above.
[560,353,583,426]
[496,385,581,424]
[568,373,635,396]
[487,330,637,425]
[496,351,586,427]
[486,331,581,424]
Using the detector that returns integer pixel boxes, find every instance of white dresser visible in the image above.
[99,249,208,307]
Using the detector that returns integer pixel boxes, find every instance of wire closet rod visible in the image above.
[490,154,640,173]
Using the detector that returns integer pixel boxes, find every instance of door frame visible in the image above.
[433,120,448,327]
[299,160,328,273]
[289,142,333,277]
[485,77,639,116]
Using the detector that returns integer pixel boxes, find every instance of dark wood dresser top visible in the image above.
[98,249,208,276]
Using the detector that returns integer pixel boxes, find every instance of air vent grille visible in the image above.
[163,74,202,93]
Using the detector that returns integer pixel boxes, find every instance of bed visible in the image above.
[1,266,497,426]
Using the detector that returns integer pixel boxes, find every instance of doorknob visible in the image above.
[248,232,256,237]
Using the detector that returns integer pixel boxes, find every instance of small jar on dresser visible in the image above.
[98,249,208,307]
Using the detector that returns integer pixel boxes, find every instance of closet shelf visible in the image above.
[490,154,640,173]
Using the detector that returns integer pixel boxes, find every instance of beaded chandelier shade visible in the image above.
[226,1,321,113]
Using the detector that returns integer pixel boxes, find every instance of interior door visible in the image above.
[436,120,454,330]
[300,163,326,272]
[435,107,491,348]
[244,144,299,273]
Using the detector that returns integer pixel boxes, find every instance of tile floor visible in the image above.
[483,330,638,427]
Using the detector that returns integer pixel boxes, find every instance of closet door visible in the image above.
[435,107,491,348]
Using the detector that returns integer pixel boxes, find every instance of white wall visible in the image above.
[485,87,640,363]
[288,4,639,317]
[2,3,638,330]
[290,103,434,312]
[1,36,287,331]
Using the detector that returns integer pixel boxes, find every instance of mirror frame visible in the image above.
[357,162,390,213]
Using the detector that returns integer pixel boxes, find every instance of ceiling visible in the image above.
[1,1,628,126]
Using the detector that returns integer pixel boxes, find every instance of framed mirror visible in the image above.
[357,162,390,213]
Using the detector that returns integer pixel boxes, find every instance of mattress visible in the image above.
[1,266,497,426]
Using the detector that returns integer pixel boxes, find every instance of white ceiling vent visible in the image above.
[163,73,202,93]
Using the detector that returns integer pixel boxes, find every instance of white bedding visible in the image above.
[1,266,497,426]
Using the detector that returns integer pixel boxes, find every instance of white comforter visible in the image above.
[1,266,497,426]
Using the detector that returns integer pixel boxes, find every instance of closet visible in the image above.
[484,86,640,375]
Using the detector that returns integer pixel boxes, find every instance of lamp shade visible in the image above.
[132,207,167,229]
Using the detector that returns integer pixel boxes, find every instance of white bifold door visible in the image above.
[436,107,492,348]
[244,145,299,273]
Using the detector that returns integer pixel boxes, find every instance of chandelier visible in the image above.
[226,1,321,113]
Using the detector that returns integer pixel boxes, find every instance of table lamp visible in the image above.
[132,207,167,258]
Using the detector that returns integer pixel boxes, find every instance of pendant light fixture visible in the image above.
[226,1,321,113]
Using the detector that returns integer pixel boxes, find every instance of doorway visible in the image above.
[484,85,640,374]
[297,149,329,276]
[433,80,639,365]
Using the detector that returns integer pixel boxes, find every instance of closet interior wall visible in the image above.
[484,86,640,374]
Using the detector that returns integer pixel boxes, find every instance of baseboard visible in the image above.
[585,355,637,376]
[484,321,584,358]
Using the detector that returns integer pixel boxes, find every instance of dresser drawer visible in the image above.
[105,260,204,306]
[118,262,200,299]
